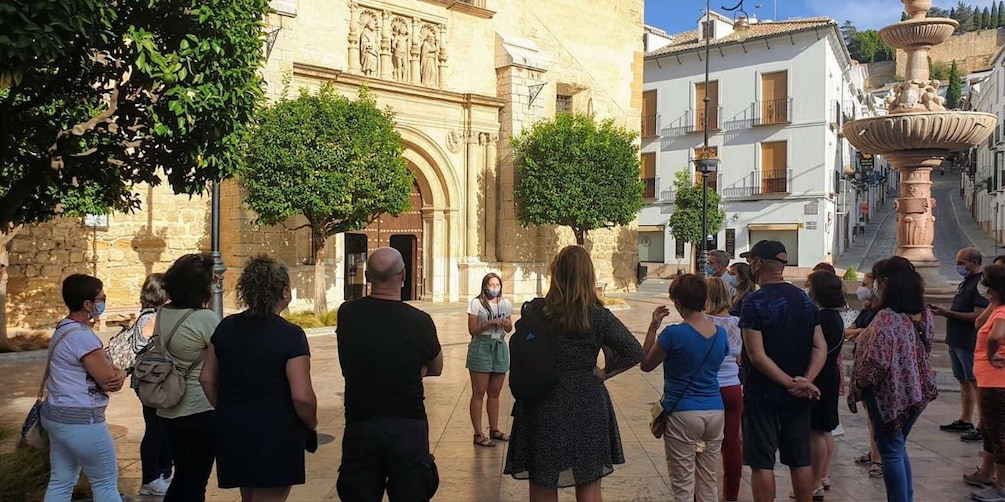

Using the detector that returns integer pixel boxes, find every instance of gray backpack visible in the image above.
[132,309,198,409]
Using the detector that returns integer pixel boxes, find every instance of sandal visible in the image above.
[821,477,831,491]
[869,462,883,478]
[490,430,510,442]
[473,433,495,447]
[855,452,872,464]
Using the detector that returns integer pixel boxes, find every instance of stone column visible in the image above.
[886,150,944,282]
[483,133,498,262]
[347,2,360,73]
[409,18,421,85]
[437,25,448,89]
[465,131,481,258]
[446,208,461,302]
[379,11,393,80]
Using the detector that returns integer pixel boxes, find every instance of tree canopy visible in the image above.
[0,0,269,230]
[513,113,644,245]
[840,22,894,63]
[667,170,725,253]
[240,83,412,314]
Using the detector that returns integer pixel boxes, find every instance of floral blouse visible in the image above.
[851,308,938,429]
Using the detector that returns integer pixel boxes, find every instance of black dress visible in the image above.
[811,309,844,432]
[212,312,311,488]
[504,306,645,488]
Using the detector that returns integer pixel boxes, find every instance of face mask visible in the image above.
[979,283,990,298]
[873,286,882,301]
[91,301,106,319]
[704,264,715,276]
[723,273,739,288]
[957,264,970,277]
[487,287,501,298]
[856,286,873,302]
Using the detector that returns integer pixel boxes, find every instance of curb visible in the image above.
[0,349,48,365]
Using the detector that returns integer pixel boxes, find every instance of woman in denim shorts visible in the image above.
[466,273,513,447]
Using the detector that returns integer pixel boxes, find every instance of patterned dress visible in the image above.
[851,308,938,429]
[504,306,645,488]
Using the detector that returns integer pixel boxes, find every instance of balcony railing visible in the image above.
[643,177,659,199]
[753,98,793,126]
[721,169,793,198]
[642,114,659,138]
[692,106,722,132]
[833,100,854,125]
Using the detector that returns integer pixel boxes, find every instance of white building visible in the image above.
[637,13,881,271]
[962,59,1004,243]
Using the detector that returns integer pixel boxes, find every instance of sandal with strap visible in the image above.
[490,430,510,442]
[869,462,883,478]
[473,433,496,447]
[855,452,872,464]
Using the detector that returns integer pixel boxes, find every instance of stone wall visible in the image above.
[895,29,1005,78]
[866,61,896,88]
[6,183,211,328]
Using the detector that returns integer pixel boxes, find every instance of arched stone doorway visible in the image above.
[344,180,426,301]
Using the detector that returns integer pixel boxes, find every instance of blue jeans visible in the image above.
[41,417,121,502]
[864,394,921,502]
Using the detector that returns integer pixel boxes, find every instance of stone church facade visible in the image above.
[6,0,644,327]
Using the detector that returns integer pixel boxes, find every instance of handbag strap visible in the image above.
[37,320,86,399]
[662,328,723,415]
[155,308,201,376]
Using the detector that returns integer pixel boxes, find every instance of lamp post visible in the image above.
[210,181,226,318]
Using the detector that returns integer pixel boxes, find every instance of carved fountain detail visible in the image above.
[843,0,997,285]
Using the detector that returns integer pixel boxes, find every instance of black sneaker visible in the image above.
[962,430,986,443]
[940,420,975,432]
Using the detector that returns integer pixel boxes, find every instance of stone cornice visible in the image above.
[418,0,495,19]
[292,62,506,109]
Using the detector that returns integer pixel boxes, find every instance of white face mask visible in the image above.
[978,282,990,298]
[856,286,873,302]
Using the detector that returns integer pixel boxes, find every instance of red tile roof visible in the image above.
[646,17,837,58]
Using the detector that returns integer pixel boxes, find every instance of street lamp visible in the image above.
[694,0,724,278]
[723,0,751,41]
[210,181,226,318]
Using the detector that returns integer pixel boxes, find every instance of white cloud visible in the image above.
[804,0,999,30]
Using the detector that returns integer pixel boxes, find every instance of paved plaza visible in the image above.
[0,300,989,501]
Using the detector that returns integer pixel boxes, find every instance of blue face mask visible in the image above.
[487,288,501,298]
[956,264,970,277]
[91,301,106,319]
[704,264,715,276]
[722,273,739,288]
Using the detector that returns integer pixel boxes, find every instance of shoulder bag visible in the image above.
[650,329,722,439]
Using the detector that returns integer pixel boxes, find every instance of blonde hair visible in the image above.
[544,246,601,335]
[705,277,732,314]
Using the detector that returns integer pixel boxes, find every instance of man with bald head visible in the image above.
[932,247,989,441]
[336,247,443,501]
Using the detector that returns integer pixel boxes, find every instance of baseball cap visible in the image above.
[739,240,788,264]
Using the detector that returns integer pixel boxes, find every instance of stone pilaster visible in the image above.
[379,10,393,80]
[346,1,360,73]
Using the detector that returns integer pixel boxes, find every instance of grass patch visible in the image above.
[602,298,628,307]
[0,331,51,354]
[0,419,85,501]
[283,310,338,329]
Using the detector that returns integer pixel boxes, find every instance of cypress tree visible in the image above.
[984,7,992,28]
[993,2,999,28]
[975,9,984,29]
[999,0,1004,27]
[946,60,963,109]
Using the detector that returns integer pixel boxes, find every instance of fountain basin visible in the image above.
[842,112,996,155]
[880,18,958,49]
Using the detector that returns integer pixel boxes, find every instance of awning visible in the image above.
[637,225,664,233]
[747,223,801,231]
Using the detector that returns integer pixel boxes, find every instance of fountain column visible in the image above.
[884,151,942,266]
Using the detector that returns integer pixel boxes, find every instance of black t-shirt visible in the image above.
[336,297,441,423]
[946,273,989,350]
[739,282,820,411]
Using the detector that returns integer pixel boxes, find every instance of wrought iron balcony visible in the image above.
[753,98,793,126]
[720,169,793,199]
[642,114,660,138]
[643,177,659,199]
[691,106,722,133]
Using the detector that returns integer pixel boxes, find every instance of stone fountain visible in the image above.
[843,0,998,286]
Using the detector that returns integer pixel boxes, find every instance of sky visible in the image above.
[645,0,1002,35]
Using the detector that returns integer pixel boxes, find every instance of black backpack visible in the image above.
[508,298,560,402]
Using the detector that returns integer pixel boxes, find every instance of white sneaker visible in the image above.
[139,476,170,496]
[832,423,845,436]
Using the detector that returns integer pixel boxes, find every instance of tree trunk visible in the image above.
[313,230,328,317]
[573,227,587,246]
[0,226,20,350]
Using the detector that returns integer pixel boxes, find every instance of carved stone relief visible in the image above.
[346,2,448,88]
[446,130,463,153]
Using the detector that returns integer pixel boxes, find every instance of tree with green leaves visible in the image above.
[513,113,643,246]
[947,60,963,109]
[992,2,999,28]
[241,84,413,315]
[984,7,992,28]
[0,0,268,343]
[998,0,1004,27]
[667,170,725,263]
[975,9,984,29]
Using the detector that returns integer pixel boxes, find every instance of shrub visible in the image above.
[283,310,338,329]
[843,266,858,281]
[0,422,54,500]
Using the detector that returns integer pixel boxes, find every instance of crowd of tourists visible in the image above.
[20,239,1005,502]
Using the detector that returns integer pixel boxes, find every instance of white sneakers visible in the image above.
[139,476,171,496]
[832,423,845,436]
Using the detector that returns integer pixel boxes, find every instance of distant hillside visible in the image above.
[866,29,1003,88]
